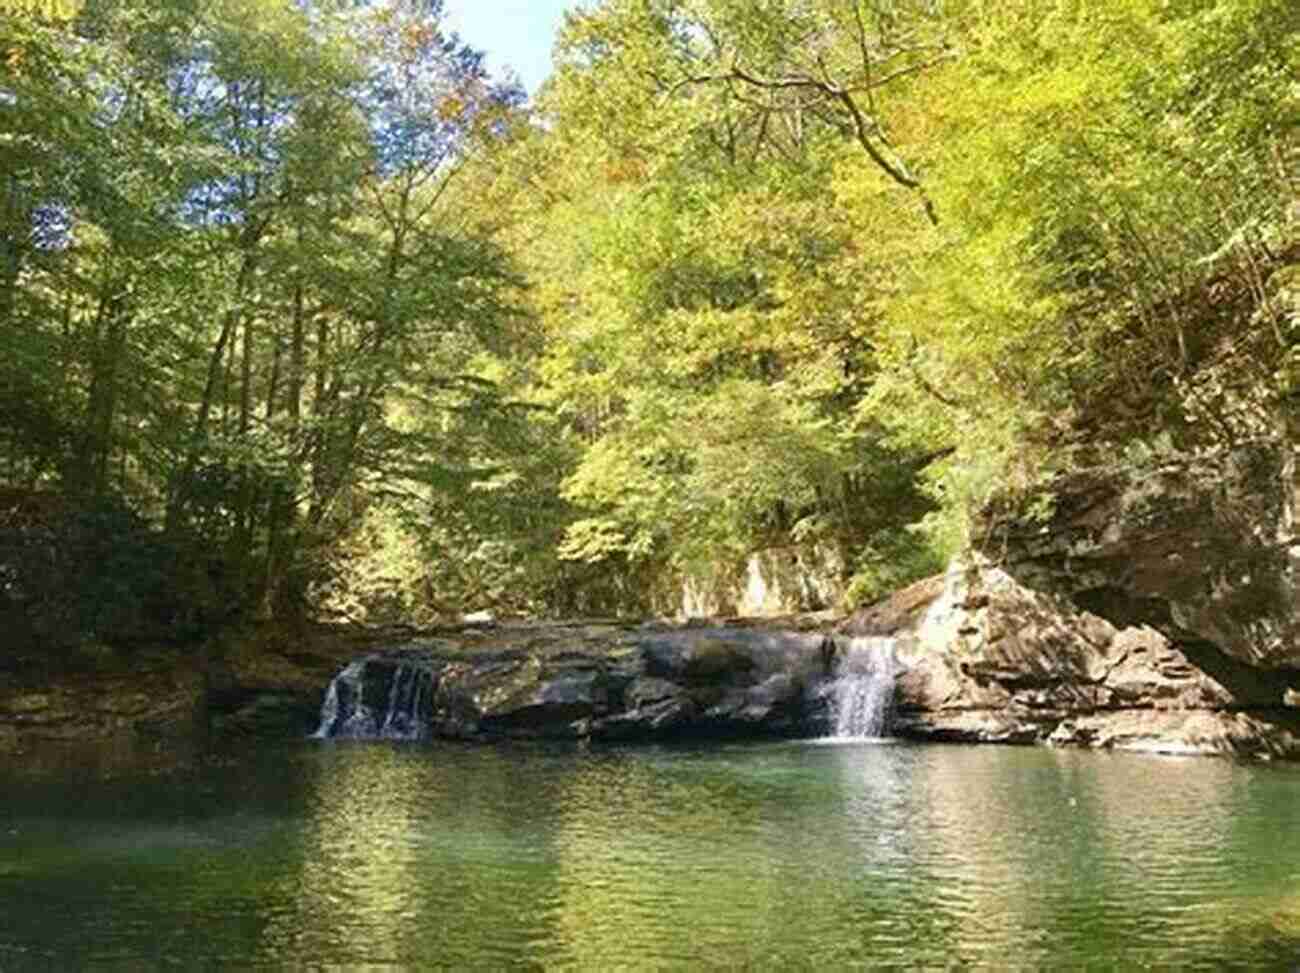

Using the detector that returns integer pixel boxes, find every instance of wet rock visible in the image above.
[211,692,321,737]
[642,634,757,683]
[310,624,835,743]
[702,673,804,731]
[593,696,698,740]
[624,676,684,709]
[478,668,608,737]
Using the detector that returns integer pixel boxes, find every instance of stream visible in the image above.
[3,738,1300,968]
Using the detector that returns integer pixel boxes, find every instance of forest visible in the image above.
[1,0,1296,649]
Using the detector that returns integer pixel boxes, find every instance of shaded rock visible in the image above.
[4,692,52,715]
[211,692,318,737]
[312,624,835,744]
[978,446,1300,669]
[478,667,610,738]
[624,676,684,709]
[641,634,757,684]
[0,659,206,744]
[593,696,698,741]
[702,673,804,733]
[891,710,1044,746]
[1047,710,1300,759]
[588,675,703,740]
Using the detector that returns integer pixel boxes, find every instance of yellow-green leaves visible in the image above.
[1,0,81,20]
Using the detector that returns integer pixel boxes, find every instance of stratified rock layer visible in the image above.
[978,446,1300,670]
[856,565,1300,758]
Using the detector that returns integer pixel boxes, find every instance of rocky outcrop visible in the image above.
[676,546,846,618]
[0,618,846,750]
[855,564,1300,758]
[875,438,1300,756]
[312,623,837,743]
[305,558,1300,757]
[7,505,1300,762]
[978,445,1300,670]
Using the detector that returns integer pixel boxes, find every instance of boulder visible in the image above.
[641,634,758,683]
[311,624,834,744]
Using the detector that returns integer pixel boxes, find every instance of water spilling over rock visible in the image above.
[312,653,437,741]
[825,637,898,739]
[310,624,841,743]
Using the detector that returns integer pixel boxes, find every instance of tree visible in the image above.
[1,0,536,636]
[491,6,947,607]
[858,0,1298,538]
[552,0,955,225]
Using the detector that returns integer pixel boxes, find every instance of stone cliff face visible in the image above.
[849,567,1300,758]
[978,445,1300,671]
[849,439,1300,757]
[675,546,845,618]
[7,439,1300,760]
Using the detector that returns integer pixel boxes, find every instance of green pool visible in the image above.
[3,739,1299,968]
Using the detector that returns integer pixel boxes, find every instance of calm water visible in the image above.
[3,739,1300,969]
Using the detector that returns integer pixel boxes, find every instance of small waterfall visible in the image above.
[311,660,356,739]
[825,637,898,740]
[378,663,433,739]
[312,654,436,741]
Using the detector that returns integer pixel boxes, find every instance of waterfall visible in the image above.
[378,663,433,740]
[312,654,436,741]
[825,637,898,740]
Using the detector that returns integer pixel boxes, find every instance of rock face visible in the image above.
[978,446,1300,670]
[312,623,839,743]
[250,441,1300,757]
[675,546,845,618]
[852,565,1300,758]
[13,438,1300,763]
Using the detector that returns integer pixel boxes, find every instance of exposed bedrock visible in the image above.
[975,444,1300,671]
[12,439,1300,759]
[309,623,842,743]
[847,564,1300,758]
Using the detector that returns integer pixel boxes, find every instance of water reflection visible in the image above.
[899,745,1293,967]
[260,743,570,966]
[3,739,1300,968]
[259,747,422,962]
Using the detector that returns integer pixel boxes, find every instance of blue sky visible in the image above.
[442,0,578,96]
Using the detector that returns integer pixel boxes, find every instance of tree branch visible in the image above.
[669,59,940,225]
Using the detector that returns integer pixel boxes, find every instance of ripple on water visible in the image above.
[2,740,1300,968]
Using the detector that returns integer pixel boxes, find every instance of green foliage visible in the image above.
[5,0,1294,633]
[842,523,948,607]
[855,0,1298,539]
[0,490,228,651]
[0,0,79,20]
[1,0,535,634]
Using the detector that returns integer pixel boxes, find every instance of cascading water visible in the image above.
[312,654,437,741]
[824,637,898,740]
